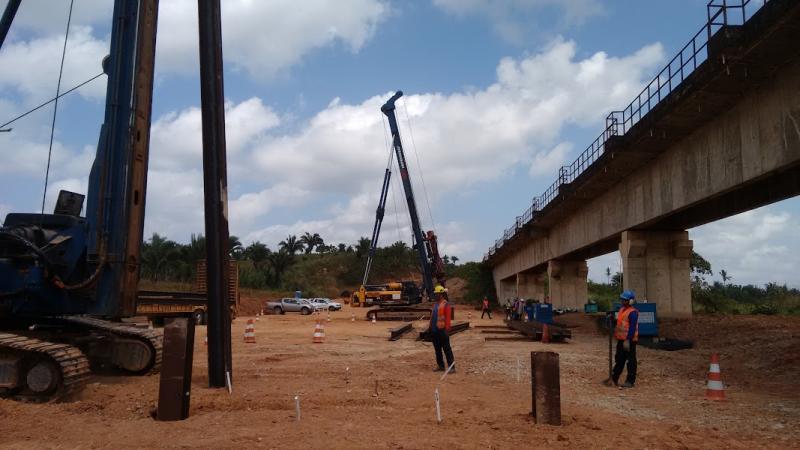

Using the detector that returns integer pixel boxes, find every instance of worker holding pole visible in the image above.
[430,285,455,373]
[605,290,639,389]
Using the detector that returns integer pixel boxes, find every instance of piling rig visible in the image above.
[0,0,161,401]
[355,91,448,321]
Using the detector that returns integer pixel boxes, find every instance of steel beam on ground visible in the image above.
[156,317,195,421]
[198,0,231,388]
[388,323,414,341]
[418,321,470,341]
[530,351,561,426]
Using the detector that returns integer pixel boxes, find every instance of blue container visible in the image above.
[534,303,553,324]
[613,302,658,337]
[584,303,598,314]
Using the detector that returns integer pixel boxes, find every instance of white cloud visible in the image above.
[691,208,800,286]
[530,142,570,176]
[0,26,108,103]
[155,0,390,79]
[432,0,604,43]
[139,39,664,257]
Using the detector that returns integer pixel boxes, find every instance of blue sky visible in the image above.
[1,0,798,287]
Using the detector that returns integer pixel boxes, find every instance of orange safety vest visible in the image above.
[614,306,639,342]
[435,301,450,329]
[482,299,489,309]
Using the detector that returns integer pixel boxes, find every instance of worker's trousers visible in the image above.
[431,328,455,369]
[612,340,637,384]
[481,308,492,319]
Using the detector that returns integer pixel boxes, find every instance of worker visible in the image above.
[481,296,492,319]
[609,290,639,388]
[430,285,455,373]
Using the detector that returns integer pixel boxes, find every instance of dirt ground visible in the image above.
[1,306,798,449]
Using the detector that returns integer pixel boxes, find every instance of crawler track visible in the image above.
[0,333,91,402]
[59,316,163,374]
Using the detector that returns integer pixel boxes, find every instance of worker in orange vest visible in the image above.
[609,290,639,388]
[430,285,455,373]
[481,296,492,319]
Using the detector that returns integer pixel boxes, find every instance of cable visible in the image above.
[381,113,403,244]
[400,97,437,232]
[0,72,104,131]
[41,0,74,215]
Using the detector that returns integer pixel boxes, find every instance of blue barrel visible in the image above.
[535,303,553,324]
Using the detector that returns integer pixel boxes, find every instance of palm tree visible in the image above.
[229,235,244,260]
[244,241,271,271]
[279,235,303,255]
[267,250,293,286]
[451,256,459,266]
[141,233,180,282]
[605,267,611,284]
[719,269,731,285]
[299,232,324,254]
[337,243,347,253]
[355,237,371,259]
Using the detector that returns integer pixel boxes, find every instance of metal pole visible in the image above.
[0,0,21,51]
[198,0,231,388]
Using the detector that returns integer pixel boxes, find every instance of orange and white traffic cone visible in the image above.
[243,319,256,343]
[468,311,472,321]
[541,324,550,343]
[327,311,331,322]
[371,314,377,324]
[313,320,325,344]
[705,353,726,401]
[204,335,208,346]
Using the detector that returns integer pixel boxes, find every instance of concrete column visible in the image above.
[494,277,517,303]
[517,272,546,300]
[547,260,588,310]
[619,230,693,318]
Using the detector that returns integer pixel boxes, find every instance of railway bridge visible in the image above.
[484,0,800,317]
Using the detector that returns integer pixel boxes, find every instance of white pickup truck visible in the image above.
[265,298,315,315]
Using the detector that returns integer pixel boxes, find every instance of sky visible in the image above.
[1,0,798,288]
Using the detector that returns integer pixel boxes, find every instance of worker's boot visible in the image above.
[433,366,445,372]
[619,381,634,389]
[601,378,617,387]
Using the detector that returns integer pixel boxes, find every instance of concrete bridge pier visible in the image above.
[517,271,546,300]
[620,230,693,317]
[547,260,588,310]
[496,277,517,303]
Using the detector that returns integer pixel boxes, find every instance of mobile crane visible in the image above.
[354,91,447,321]
[0,0,161,401]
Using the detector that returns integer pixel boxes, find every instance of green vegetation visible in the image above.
[450,261,497,304]
[587,251,800,315]
[141,232,426,297]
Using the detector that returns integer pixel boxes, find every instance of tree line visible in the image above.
[139,232,469,295]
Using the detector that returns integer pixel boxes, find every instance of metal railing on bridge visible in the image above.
[485,0,769,261]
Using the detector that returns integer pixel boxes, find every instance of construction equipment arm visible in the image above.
[362,167,392,285]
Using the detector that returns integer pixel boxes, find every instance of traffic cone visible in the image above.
[313,320,325,344]
[351,313,355,322]
[371,314,377,324]
[327,311,331,322]
[204,335,208,346]
[705,353,726,401]
[468,311,472,320]
[541,323,550,343]
[243,319,256,343]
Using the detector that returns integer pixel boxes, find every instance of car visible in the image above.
[264,298,315,315]
[308,297,342,311]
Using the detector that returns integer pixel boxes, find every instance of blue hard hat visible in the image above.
[620,290,635,301]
